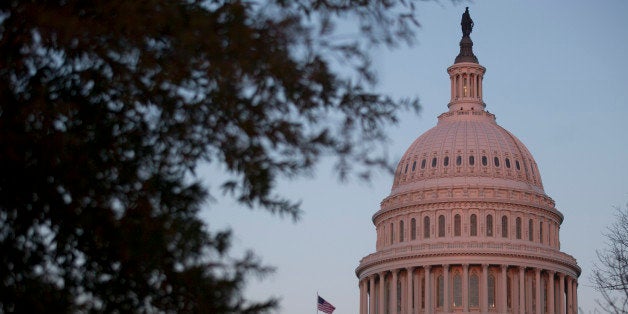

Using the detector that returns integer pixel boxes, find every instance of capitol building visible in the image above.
[356,9,580,314]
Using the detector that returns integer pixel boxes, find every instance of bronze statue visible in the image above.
[461,7,473,37]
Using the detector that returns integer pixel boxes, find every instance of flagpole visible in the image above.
[316,292,319,314]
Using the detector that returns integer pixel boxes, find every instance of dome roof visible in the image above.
[391,109,544,197]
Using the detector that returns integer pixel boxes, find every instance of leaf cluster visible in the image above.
[0,0,423,312]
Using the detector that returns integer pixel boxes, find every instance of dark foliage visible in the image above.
[0,0,423,312]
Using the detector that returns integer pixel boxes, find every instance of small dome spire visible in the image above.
[455,7,478,64]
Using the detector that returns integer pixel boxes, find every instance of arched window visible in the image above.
[494,157,500,167]
[424,217,430,239]
[469,155,475,166]
[456,155,462,166]
[502,215,508,238]
[437,275,444,307]
[454,214,461,236]
[444,156,449,167]
[488,274,496,308]
[399,220,405,242]
[431,157,437,168]
[539,221,543,244]
[404,164,408,173]
[469,274,479,307]
[411,218,416,240]
[481,156,488,166]
[470,214,477,236]
[453,274,462,307]
[515,160,521,170]
[438,215,445,237]
[390,222,394,244]
[516,217,522,239]
[412,161,416,171]
[529,219,534,241]
[505,158,511,168]
[486,214,493,237]
[421,159,426,169]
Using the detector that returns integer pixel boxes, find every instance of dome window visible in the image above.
[421,159,426,169]
[539,221,543,244]
[502,216,508,238]
[481,156,488,166]
[423,217,430,239]
[505,158,511,168]
[456,156,462,166]
[515,160,521,170]
[454,214,461,236]
[469,156,475,166]
[493,157,500,167]
[443,156,449,167]
[411,218,416,240]
[412,161,416,171]
[486,215,493,236]
[470,214,477,236]
[431,157,437,168]
[438,215,445,237]
[404,164,408,173]
[469,274,479,307]
[516,217,522,239]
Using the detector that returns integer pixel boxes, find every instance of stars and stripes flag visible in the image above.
[317,296,335,314]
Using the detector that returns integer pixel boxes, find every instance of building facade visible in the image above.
[355,9,580,314]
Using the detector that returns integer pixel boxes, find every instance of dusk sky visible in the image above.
[203,1,628,313]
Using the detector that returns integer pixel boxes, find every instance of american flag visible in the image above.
[317,296,335,314]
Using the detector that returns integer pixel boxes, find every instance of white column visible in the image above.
[481,264,488,314]
[535,268,542,314]
[463,264,469,313]
[379,272,387,314]
[573,279,578,314]
[406,268,414,314]
[501,265,508,313]
[443,264,449,312]
[360,279,366,314]
[475,74,480,99]
[526,271,532,313]
[547,271,555,314]
[558,273,565,314]
[479,76,483,100]
[567,276,574,314]
[425,266,432,313]
[391,269,398,314]
[519,267,525,314]
[450,77,454,101]
[456,75,461,99]
[370,276,376,314]
[415,270,421,313]
[513,267,519,314]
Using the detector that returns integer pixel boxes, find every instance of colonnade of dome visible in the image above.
[355,9,580,314]
[358,265,578,314]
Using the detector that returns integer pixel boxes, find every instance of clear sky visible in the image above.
[202,1,628,313]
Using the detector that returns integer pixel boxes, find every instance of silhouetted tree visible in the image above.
[592,205,628,314]
[0,0,422,312]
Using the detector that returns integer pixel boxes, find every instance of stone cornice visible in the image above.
[373,199,562,226]
[356,241,580,279]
